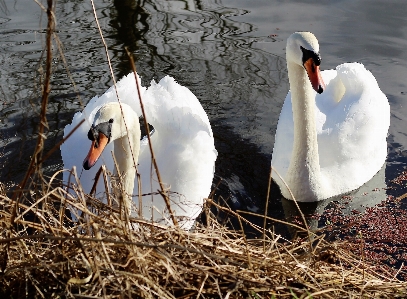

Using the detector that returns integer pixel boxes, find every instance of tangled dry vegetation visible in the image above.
[0,172,407,299]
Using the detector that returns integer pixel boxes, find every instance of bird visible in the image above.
[61,73,217,229]
[271,32,390,202]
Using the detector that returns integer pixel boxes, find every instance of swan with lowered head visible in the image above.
[271,32,390,202]
[61,74,217,229]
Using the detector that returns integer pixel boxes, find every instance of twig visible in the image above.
[41,119,85,166]
[90,0,139,219]
[6,0,55,274]
[12,0,55,217]
[125,47,178,227]
[263,166,273,252]
[271,166,313,249]
[237,215,253,271]
[89,166,103,197]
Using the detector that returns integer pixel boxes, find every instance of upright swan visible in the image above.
[271,32,390,202]
[61,74,217,229]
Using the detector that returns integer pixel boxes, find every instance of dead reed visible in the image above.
[0,173,407,298]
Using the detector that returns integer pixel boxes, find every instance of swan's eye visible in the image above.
[88,121,112,144]
[87,127,97,141]
[300,46,321,66]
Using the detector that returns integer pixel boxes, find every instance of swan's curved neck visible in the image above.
[113,124,140,212]
[285,61,322,199]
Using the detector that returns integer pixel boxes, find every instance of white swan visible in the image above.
[271,32,390,202]
[61,74,217,229]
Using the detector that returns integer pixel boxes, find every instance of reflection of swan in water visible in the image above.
[271,32,390,202]
[61,74,217,230]
[282,164,387,236]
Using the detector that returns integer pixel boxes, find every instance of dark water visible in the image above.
[1,0,407,232]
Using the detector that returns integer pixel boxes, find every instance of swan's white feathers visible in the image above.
[62,73,217,229]
[145,77,212,138]
[272,61,390,201]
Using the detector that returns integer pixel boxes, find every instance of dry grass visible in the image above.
[0,173,407,299]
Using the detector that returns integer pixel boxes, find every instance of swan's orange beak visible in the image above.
[304,58,325,94]
[83,133,109,170]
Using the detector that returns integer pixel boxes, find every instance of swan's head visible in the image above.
[83,102,139,170]
[286,32,325,94]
